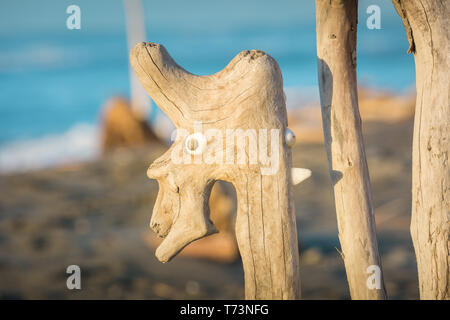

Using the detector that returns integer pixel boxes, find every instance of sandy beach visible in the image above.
[0,94,419,299]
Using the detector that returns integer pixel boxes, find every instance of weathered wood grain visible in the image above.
[393,0,449,300]
[315,0,387,299]
[130,42,311,299]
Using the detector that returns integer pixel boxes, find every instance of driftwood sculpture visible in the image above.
[130,42,311,299]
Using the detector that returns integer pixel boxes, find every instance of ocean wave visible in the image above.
[0,123,100,173]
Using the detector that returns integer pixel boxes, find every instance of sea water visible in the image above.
[0,0,415,172]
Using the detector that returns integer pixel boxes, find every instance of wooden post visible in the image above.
[123,0,150,119]
[315,0,387,299]
[130,42,311,299]
[393,0,449,300]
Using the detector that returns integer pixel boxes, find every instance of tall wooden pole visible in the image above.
[123,0,151,120]
[393,0,449,300]
[315,0,387,299]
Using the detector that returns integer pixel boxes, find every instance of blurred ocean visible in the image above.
[0,0,415,172]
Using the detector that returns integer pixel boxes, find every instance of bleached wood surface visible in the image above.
[315,0,387,299]
[393,0,449,300]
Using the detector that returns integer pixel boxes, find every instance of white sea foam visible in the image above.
[0,123,100,173]
[0,44,91,73]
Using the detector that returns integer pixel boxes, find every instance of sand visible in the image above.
[0,110,419,299]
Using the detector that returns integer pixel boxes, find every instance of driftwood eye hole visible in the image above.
[187,138,198,151]
[184,133,206,155]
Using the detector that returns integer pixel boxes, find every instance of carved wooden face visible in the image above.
[130,42,310,266]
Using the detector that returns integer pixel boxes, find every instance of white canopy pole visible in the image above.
[123,0,150,120]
